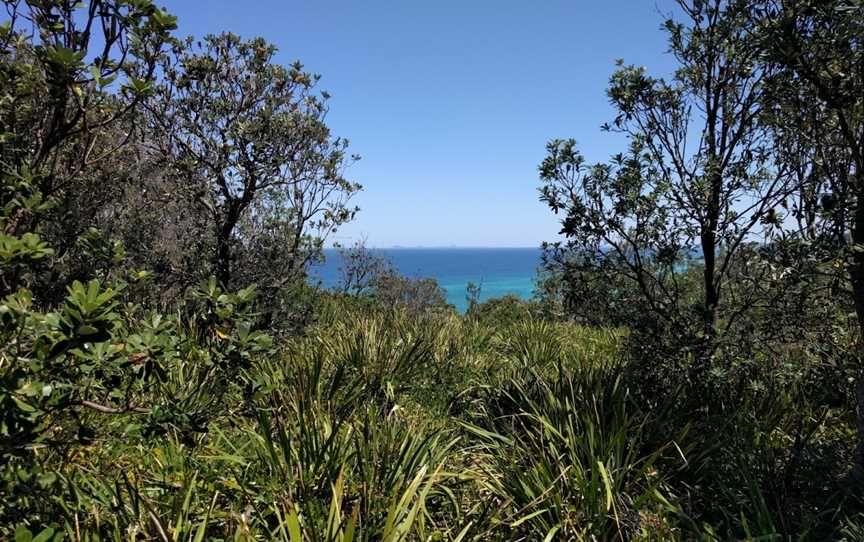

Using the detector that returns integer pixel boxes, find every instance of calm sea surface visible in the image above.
[312,247,543,313]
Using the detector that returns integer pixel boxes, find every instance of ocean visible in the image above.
[312,247,544,313]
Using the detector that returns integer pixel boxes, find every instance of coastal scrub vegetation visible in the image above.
[2,0,864,540]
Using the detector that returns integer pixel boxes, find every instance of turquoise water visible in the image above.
[313,247,543,312]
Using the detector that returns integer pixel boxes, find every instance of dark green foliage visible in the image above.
[755,0,864,481]
[466,294,536,328]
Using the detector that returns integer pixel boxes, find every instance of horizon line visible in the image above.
[325,245,543,250]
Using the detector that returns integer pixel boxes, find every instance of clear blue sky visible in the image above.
[162,0,679,247]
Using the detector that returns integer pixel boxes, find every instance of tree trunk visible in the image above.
[699,171,723,353]
[701,230,719,337]
[214,203,241,287]
[215,227,232,287]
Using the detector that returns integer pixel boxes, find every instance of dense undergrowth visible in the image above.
[4,293,861,540]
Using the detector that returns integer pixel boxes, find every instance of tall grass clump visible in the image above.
[458,347,686,540]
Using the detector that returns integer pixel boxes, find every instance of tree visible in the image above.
[371,272,452,317]
[757,0,864,479]
[539,0,791,354]
[145,33,360,288]
[1,0,175,297]
[335,238,394,295]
